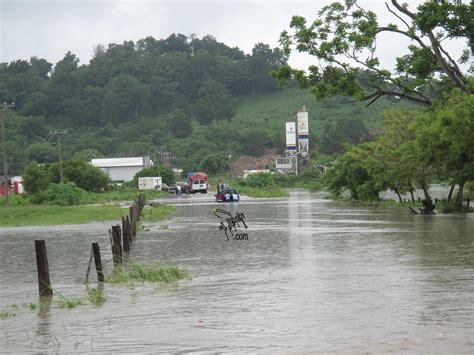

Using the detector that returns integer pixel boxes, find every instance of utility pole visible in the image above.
[228,152,232,180]
[1,102,15,205]
[46,130,67,183]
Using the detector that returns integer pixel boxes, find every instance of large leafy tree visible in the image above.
[415,90,474,206]
[276,0,473,106]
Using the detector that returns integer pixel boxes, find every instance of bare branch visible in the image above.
[391,0,416,19]
[385,2,410,30]
[437,42,466,82]
[346,46,433,103]
[426,31,467,90]
[376,27,431,52]
[364,93,383,107]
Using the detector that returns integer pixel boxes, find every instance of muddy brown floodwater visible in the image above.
[1,190,473,353]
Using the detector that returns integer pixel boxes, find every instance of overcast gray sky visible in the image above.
[0,0,467,71]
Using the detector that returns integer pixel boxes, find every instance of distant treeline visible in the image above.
[0,34,289,174]
[1,34,286,126]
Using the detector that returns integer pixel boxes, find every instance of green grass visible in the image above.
[238,185,289,198]
[108,260,191,284]
[0,204,128,226]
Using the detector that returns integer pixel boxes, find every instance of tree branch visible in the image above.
[426,31,467,90]
[376,27,430,52]
[347,47,433,103]
[391,0,415,19]
[385,2,410,30]
[360,89,432,106]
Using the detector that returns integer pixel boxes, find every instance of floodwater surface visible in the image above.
[1,190,473,353]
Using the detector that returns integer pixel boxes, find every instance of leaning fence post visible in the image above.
[111,225,122,267]
[122,216,130,252]
[92,242,104,282]
[35,240,53,298]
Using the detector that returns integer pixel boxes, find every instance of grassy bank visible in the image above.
[0,203,176,227]
[0,205,128,227]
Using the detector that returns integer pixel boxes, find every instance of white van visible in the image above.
[138,177,162,190]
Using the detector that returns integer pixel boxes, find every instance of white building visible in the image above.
[91,156,153,182]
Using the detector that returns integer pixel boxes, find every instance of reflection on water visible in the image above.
[0,190,473,353]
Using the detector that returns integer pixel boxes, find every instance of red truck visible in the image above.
[187,172,208,194]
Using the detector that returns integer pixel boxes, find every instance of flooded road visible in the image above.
[1,190,473,353]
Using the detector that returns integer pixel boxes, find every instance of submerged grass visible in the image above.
[0,204,127,227]
[108,260,191,284]
[0,308,16,319]
[87,288,106,305]
[141,204,176,222]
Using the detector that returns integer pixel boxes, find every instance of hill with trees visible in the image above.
[0,33,412,177]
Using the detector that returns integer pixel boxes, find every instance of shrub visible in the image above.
[22,161,50,195]
[31,182,83,206]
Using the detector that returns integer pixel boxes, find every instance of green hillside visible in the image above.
[0,33,419,177]
[168,86,418,170]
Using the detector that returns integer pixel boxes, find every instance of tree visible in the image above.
[199,153,229,175]
[22,161,49,195]
[319,116,369,154]
[165,109,192,138]
[192,80,235,124]
[26,142,57,163]
[323,144,381,201]
[276,0,473,106]
[415,90,474,207]
[49,160,110,192]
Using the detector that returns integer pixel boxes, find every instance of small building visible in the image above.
[91,156,153,183]
[275,156,295,174]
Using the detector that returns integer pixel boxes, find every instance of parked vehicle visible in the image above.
[175,181,187,194]
[187,172,208,193]
[160,183,174,193]
[215,188,240,202]
[138,176,162,190]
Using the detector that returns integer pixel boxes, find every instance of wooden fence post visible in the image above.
[122,216,130,252]
[129,205,136,237]
[111,225,122,267]
[126,215,132,244]
[135,199,140,221]
[92,242,104,282]
[34,240,53,298]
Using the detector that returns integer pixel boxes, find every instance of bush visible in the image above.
[0,194,32,207]
[31,182,83,206]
